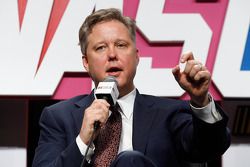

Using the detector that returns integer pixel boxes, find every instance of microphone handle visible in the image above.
[94,121,100,130]
[93,95,110,130]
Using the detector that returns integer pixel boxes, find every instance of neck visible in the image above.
[118,85,135,98]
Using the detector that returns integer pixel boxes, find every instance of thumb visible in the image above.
[172,65,181,81]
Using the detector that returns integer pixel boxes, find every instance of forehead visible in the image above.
[89,20,131,40]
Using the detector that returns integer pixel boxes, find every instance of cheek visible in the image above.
[123,60,137,79]
[88,57,106,69]
[90,63,104,73]
[87,60,104,75]
[129,58,138,71]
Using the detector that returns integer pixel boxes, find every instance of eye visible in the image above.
[116,42,127,49]
[95,45,106,52]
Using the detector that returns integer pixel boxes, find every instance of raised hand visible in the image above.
[172,51,211,107]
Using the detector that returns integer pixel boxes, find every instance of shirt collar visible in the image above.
[117,88,136,119]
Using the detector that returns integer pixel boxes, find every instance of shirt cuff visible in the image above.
[190,94,222,123]
[76,135,95,162]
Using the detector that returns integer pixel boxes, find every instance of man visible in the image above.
[32,8,230,167]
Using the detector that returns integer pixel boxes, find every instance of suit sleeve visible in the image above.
[169,102,231,163]
[32,107,83,167]
[191,103,231,161]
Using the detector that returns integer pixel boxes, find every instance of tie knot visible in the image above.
[110,103,121,117]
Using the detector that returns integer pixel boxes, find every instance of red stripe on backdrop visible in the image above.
[18,0,27,30]
[35,0,70,75]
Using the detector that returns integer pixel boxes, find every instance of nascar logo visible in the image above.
[0,0,249,98]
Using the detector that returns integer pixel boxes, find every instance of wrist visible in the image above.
[190,93,211,108]
[79,129,90,145]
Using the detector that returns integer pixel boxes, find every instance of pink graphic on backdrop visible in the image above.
[122,0,229,100]
[53,0,229,99]
[53,73,92,99]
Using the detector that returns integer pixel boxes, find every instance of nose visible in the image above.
[107,46,117,60]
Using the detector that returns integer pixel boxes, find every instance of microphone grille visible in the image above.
[104,76,117,84]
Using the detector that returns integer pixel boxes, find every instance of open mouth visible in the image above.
[107,67,122,75]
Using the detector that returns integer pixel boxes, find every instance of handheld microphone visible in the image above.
[94,76,119,129]
[80,76,119,167]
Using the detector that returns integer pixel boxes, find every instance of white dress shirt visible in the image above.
[76,89,222,160]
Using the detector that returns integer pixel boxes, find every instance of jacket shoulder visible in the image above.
[139,93,189,107]
[49,95,88,109]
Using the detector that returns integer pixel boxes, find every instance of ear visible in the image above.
[135,48,140,66]
[82,55,89,72]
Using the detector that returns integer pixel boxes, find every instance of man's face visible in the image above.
[83,20,139,97]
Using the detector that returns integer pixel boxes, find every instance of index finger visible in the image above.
[93,99,110,108]
[180,51,194,63]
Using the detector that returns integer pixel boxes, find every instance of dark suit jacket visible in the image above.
[32,90,230,167]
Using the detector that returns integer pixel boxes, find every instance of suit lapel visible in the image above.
[132,91,157,154]
[71,90,157,154]
[72,91,95,132]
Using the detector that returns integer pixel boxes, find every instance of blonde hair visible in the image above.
[79,8,136,56]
